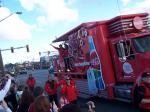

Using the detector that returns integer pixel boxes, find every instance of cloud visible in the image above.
[0,7,32,40]
[17,0,36,11]
[66,0,76,5]
[121,0,131,6]
[121,0,150,14]
[36,16,47,27]
[19,0,79,24]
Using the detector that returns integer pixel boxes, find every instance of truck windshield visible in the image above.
[132,35,150,53]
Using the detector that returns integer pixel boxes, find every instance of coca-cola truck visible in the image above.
[52,13,150,102]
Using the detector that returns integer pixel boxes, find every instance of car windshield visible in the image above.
[132,35,150,53]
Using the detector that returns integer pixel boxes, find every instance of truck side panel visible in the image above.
[87,24,116,99]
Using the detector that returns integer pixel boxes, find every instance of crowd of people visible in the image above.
[0,72,95,112]
[3,70,150,112]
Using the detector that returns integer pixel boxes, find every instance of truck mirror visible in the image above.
[117,42,127,62]
[116,42,126,58]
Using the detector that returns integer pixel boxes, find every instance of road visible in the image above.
[16,69,140,112]
[16,69,49,86]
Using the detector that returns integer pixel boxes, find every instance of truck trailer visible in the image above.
[52,13,150,102]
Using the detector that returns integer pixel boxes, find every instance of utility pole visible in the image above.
[0,50,4,74]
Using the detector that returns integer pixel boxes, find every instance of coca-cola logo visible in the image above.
[133,16,144,30]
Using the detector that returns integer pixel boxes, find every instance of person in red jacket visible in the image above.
[60,76,78,104]
[26,74,36,92]
[51,44,71,72]
[44,75,58,106]
[63,44,71,71]
[134,72,150,112]
[59,75,68,109]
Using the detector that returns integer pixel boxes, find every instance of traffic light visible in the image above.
[26,45,29,52]
[11,47,14,53]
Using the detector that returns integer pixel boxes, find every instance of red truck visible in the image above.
[52,13,150,102]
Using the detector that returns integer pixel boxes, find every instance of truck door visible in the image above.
[110,40,137,82]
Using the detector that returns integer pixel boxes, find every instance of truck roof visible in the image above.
[53,13,149,42]
[107,13,148,24]
[52,21,106,43]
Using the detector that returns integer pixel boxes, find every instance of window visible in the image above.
[132,35,150,53]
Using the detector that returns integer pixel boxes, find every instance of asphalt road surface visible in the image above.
[16,69,49,86]
[16,69,140,112]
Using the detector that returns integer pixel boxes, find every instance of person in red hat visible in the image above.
[60,76,78,104]
[26,74,36,92]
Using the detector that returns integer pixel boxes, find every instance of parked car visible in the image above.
[19,68,27,74]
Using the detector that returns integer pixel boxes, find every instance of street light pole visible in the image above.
[0,11,22,23]
[0,11,22,75]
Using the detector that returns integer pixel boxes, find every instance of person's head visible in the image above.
[24,86,29,91]
[20,89,34,105]
[35,95,51,112]
[10,84,18,94]
[33,86,44,98]
[66,76,71,85]
[141,72,150,86]
[59,103,81,112]
[64,44,68,49]
[18,85,25,91]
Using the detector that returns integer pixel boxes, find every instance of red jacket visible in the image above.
[139,83,150,110]
[60,84,78,102]
[59,79,67,86]
[44,81,58,95]
[53,46,65,57]
[26,77,36,87]
[63,49,69,57]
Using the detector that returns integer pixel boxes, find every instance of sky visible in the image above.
[0,0,150,64]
